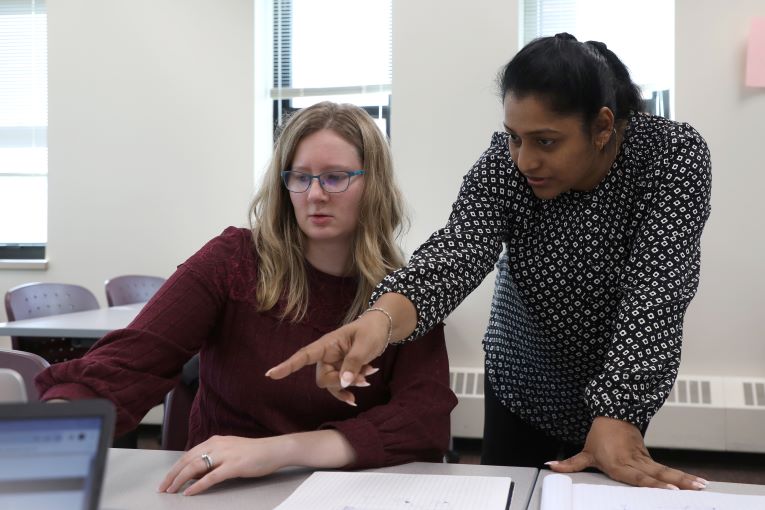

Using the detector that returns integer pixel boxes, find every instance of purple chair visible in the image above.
[4,282,100,364]
[104,275,166,307]
[0,348,50,401]
[161,354,199,451]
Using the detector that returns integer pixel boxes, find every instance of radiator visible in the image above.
[449,367,765,453]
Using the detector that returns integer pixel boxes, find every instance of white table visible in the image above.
[0,304,165,423]
[101,449,539,510]
[0,303,143,339]
[527,469,765,509]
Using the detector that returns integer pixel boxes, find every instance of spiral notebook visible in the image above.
[275,471,514,510]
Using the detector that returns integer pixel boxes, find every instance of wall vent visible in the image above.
[742,381,765,407]
[449,368,484,398]
[449,367,765,452]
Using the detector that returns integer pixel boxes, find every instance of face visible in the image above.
[503,93,608,200]
[287,128,365,250]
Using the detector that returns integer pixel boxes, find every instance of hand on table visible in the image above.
[547,416,708,490]
[158,435,285,496]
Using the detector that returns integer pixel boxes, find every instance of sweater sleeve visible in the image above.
[319,324,457,469]
[371,133,524,340]
[35,228,245,436]
[585,125,712,428]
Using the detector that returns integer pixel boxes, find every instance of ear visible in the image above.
[591,107,615,150]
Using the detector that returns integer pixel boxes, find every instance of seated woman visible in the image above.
[35,101,456,496]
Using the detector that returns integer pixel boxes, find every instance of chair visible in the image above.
[4,282,100,364]
[0,348,50,401]
[161,354,200,451]
[0,368,28,403]
[104,275,166,306]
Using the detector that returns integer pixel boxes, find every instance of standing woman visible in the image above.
[269,34,712,490]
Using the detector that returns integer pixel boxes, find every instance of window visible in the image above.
[272,0,392,135]
[521,0,674,118]
[0,0,47,260]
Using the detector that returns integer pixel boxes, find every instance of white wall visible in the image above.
[675,0,765,376]
[0,0,256,329]
[392,0,519,367]
[392,0,765,377]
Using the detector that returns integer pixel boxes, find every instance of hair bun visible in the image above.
[554,32,578,42]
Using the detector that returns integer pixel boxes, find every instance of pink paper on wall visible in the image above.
[746,17,765,87]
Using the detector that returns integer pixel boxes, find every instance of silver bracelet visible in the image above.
[360,307,393,350]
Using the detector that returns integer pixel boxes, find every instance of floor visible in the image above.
[137,428,765,485]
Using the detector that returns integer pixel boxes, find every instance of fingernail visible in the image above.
[340,372,354,388]
[692,481,706,490]
[696,477,708,486]
[264,368,273,377]
[355,381,371,387]
[667,484,679,490]
[365,367,380,376]
[345,400,357,407]
[544,461,559,466]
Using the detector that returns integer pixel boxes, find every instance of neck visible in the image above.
[304,240,354,277]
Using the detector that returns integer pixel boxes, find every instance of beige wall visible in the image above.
[0,0,255,332]
[674,0,765,376]
[3,0,764,378]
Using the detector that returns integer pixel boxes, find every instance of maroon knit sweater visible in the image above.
[36,227,456,468]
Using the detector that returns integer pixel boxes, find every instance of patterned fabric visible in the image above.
[373,113,711,442]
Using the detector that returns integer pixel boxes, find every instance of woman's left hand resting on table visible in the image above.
[547,416,707,490]
[158,430,356,496]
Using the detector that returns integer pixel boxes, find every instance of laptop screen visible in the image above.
[0,400,115,510]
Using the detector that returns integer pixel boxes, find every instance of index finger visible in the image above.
[265,337,332,380]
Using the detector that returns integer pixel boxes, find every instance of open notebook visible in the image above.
[0,400,115,510]
[275,471,514,510]
[541,473,765,510]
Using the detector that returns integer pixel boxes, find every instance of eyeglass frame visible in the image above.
[280,169,366,193]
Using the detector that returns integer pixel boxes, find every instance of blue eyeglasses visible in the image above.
[281,170,365,193]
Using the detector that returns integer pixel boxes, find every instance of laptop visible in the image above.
[0,399,115,510]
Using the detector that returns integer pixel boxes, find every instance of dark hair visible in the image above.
[499,33,643,126]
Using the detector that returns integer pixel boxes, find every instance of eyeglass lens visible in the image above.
[283,171,353,193]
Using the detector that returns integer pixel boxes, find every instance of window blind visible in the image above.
[0,0,47,246]
[271,0,392,101]
[522,0,576,45]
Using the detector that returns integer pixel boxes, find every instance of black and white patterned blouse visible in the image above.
[373,112,711,443]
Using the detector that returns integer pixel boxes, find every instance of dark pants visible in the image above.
[481,375,583,467]
[480,374,649,468]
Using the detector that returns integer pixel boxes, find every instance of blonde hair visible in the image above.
[249,102,407,323]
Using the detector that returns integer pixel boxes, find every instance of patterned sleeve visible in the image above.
[372,133,526,339]
[585,125,712,427]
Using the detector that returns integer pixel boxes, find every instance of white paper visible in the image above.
[541,474,765,510]
[541,474,572,510]
[274,471,513,510]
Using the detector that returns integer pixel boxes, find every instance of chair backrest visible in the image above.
[4,282,100,361]
[0,368,27,403]
[5,282,100,322]
[0,348,50,401]
[104,275,166,307]
[161,354,200,451]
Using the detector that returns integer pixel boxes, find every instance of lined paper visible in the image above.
[275,471,513,510]
[542,474,765,510]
